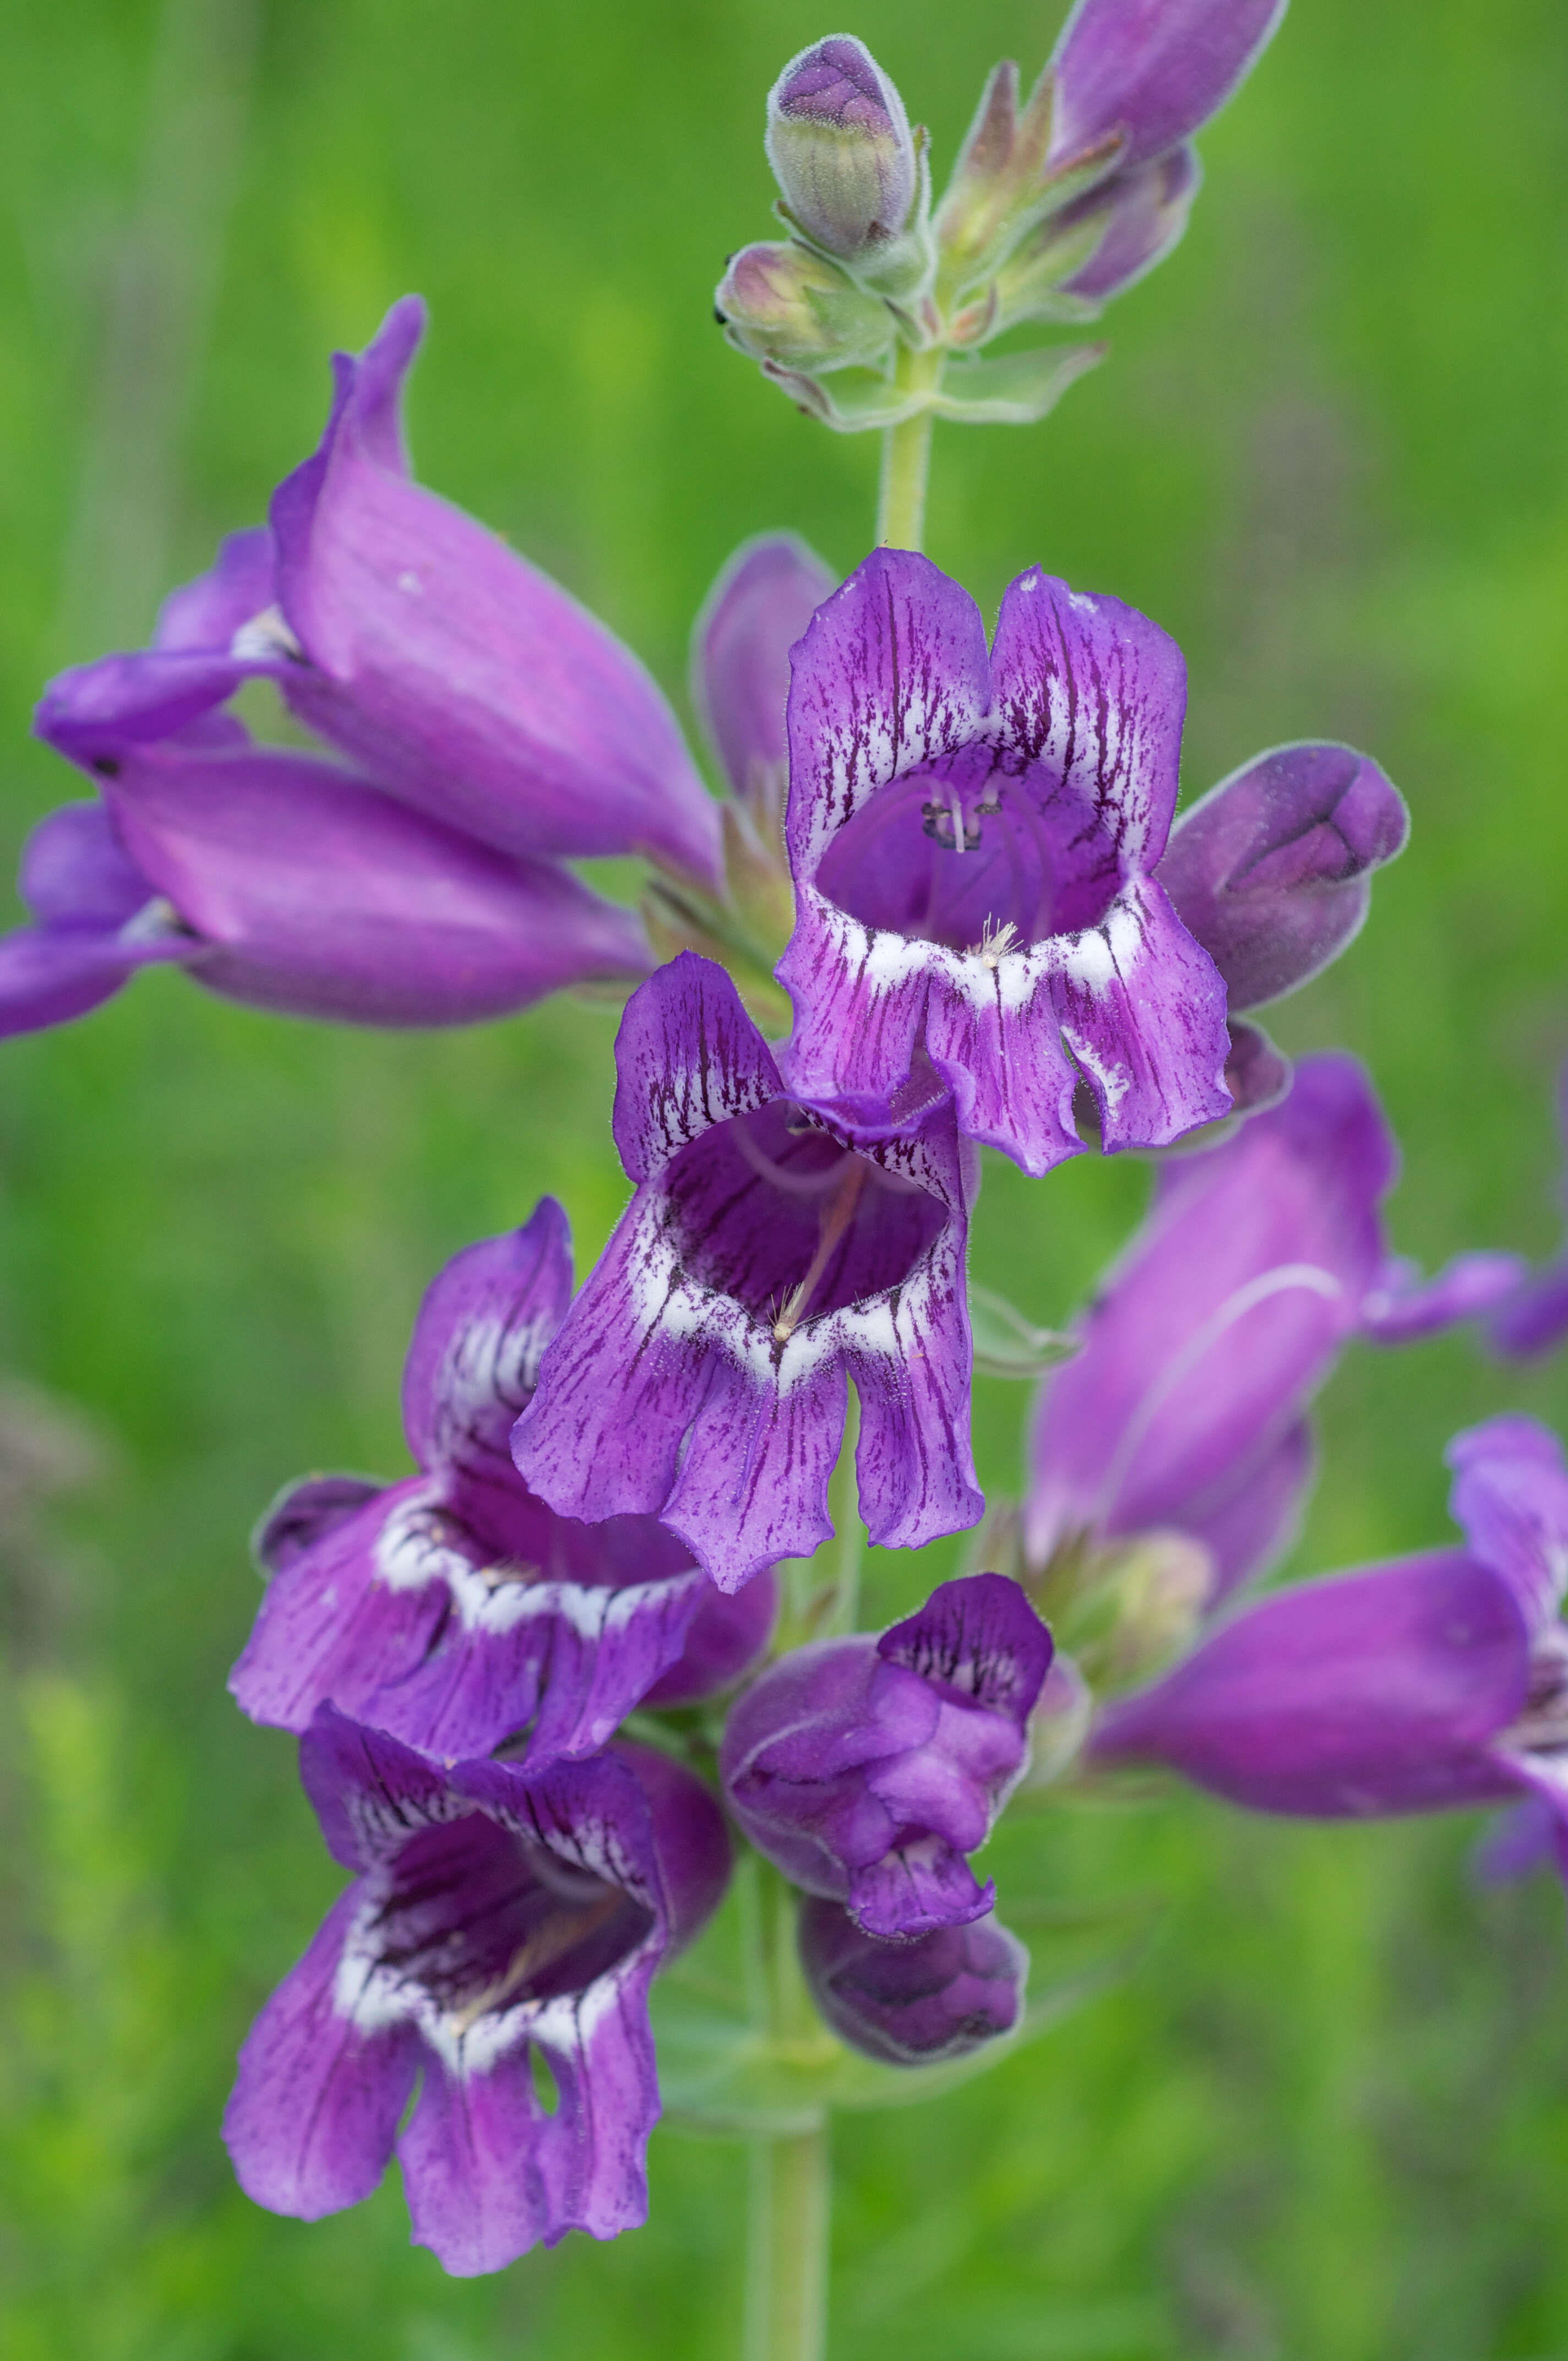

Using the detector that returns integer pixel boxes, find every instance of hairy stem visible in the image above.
[744,1866,831,2361]
[876,342,946,552]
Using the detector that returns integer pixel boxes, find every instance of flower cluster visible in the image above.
[6,0,1558,2304]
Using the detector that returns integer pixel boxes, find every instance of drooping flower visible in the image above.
[775,547,1233,1174]
[231,1199,774,1762]
[1089,1416,1568,1843]
[511,953,983,1592]
[1489,1063,1568,1361]
[224,1710,729,2276]
[1025,1053,1526,1614]
[799,1895,1029,2064]
[720,1574,1052,1938]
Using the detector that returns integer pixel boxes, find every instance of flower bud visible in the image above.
[765,36,917,262]
[716,240,892,372]
[799,1897,1027,2065]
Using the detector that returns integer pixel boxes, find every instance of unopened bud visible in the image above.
[716,240,891,371]
[766,36,917,262]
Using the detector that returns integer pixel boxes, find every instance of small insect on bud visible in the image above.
[715,239,892,372]
[765,36,918,263]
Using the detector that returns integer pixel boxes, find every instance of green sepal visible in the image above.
[928,343,1104,426]
[759,361,930,433]
[969,1283,1080,1379]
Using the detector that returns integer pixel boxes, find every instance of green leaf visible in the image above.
[759,361,929,433]
[928,344,1104,426]
[970,1283,1080,1379]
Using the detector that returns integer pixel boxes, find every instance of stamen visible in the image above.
[772,1155,868,1343]
[974,918,1021,969]
[449,1887,624,2035]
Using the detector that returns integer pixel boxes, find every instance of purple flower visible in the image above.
[511,954,983,1592]
[1048,0,1288,181]
[720,1574,1052,1938]
[799,1895,1028,2064]
[1090,1415,1568,1836]
[1490,1064,1568,1360]
[691,534,836,826]
[1153,741,1409,1015]
[774,548,1232,1177]
[231,1199,775,1761]
[0,738,651,1038]
[1026,1054,1526,1604]
[224,1711,730,2275]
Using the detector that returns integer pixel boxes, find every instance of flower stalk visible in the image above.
[744,1862,832,2361]
[876,344,945,550]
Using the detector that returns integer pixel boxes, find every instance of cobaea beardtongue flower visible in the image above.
[510,951,983,1593]
[1089,1416,1568,1839]
[775,547,1232,1174]
[1048,0,1288,184]
[721,1574,1052,1938]
[231,1199,775,1761]
[224,1710,729,2276]
[35,296,721,884]
[1025,1053,1526,1615]
[799,1896,1029,2065]
[0,729,651,1038]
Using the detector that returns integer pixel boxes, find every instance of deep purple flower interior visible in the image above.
[370,1810,654,2021]
[661,1101,945,1333]
[814,739,1123,952]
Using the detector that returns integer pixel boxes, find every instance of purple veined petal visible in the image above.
[798,1896,1028,2065]
[515,955,981,1590]
[251,1471,383,1576]
[1156,742,1408,1013]
[1057,144,1202,301]
[1183,1416,1315,1602]
[269,297,722,889]
[155,525,277,651]
[1360,1249,1529,1344]
[298,1701,461,1872]
[1026,1053,1393,1564]
[1491,1260,1568,1360]
[878,1573,1053,1729]
[224,1886,422,2221]
[691,533,837,808]
[1090,1549,1531,1816]
[640,1567,779,1706]
[401,1203,574,1479]
[103,735,650,1026]
[1446,1415,1568,1638]
[1048,0,1290,177]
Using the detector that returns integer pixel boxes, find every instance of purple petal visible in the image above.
[878,1572,1053,1729]
[1185,1417,1315,1601]
[1474,1793,1560,1886]
[641,1569,778,1706]
[1447,1416,1568,1637]
[1222,1016,1292,1117]
[0,924,154,1037]
[766,37,917,259]
[659,1350,850,1593]
[402,1203,573,1478]
[1156,742,1408,1013]
[612,1739,736,1951]
[155,525,277,652]
[251,1471,383,1576]
[610,951,783,1182]
[1046,874,1231,1152]
[1049,0,1289,175]
[1361,1249,1529,1343]
[1091,1550,1530,1815]
[692,534,836,806]
[799,1896,1027,2064]
[224,1887,421,2221]
[1490,1261,1568,1361]
[20,801,151,927]
[270,298,721,887]
[103,735,649,1025]
[1058,144,1202,301]
[1027,1053,1392,1562]
[847,1842,993,1939]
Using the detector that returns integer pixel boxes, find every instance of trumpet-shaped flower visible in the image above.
[511,953,982,1592]
[224,1711,729,2275]
[232,1199,774,1762]
[799,1895,1028,2064]
[721,1573,1051,1937]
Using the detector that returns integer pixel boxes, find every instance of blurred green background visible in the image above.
[1,0,1566,2352]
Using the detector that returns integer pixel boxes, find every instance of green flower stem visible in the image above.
[876,342,946,552]
[744,1864,832,2361]
[778,1389,864,1649]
